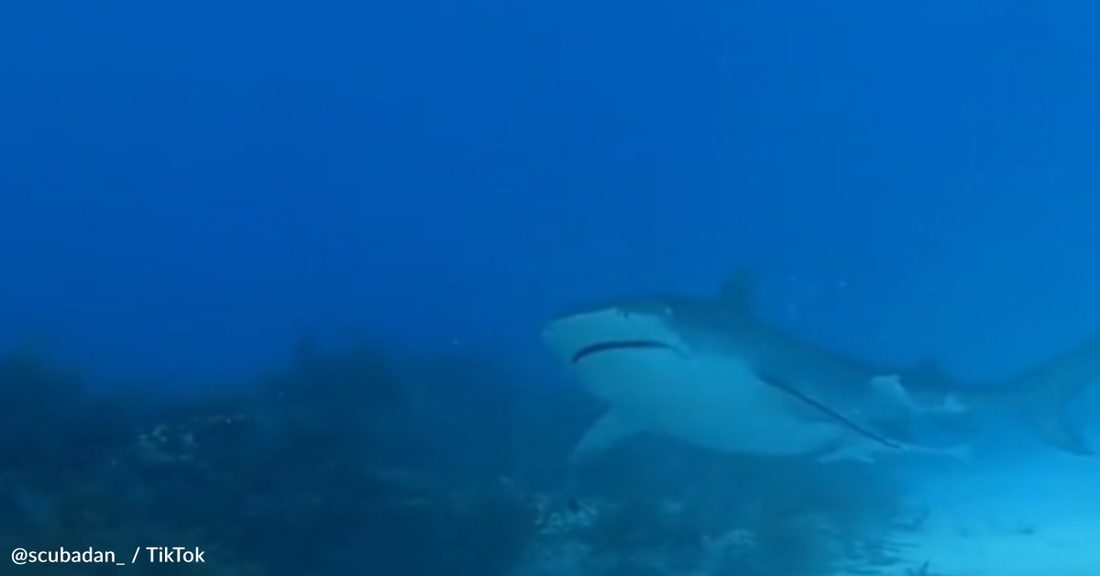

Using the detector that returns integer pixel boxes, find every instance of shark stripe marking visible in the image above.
[758,375,903,451]
[571,341,675,364]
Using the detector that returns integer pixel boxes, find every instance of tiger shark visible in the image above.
[543,270,1100,477]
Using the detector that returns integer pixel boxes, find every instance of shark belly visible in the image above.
[573,349,841,456]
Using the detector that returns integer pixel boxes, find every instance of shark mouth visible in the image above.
[571,340,676,364]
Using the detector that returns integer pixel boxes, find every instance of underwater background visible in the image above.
[2,0,1100,574]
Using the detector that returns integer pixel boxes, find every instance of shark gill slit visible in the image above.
[571,341,676,364]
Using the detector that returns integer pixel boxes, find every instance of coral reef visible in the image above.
[0,336,919,576]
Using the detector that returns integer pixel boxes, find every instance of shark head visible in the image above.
[542,293,852,457]
[542,299,683,363]
[542,299,692,404]
[542,271,759,373]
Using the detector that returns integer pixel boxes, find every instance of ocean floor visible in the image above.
[892,453,1100,576]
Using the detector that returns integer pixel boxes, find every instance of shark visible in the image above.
[542,270,1100,481]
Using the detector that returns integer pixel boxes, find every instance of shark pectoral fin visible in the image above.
[570,409,645,463]
[565,409,645,495]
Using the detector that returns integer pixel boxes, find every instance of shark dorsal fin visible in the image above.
[720,268,756,311]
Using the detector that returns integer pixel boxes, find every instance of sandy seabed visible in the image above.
[889,454,1100,576]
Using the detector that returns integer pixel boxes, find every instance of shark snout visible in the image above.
[542,306,680,365]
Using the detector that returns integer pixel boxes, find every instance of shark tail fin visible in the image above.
[1010,334,1100,455]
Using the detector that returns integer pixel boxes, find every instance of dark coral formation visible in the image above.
[0,336,920,576]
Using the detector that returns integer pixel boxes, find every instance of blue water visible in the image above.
[1,0,1100,574]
